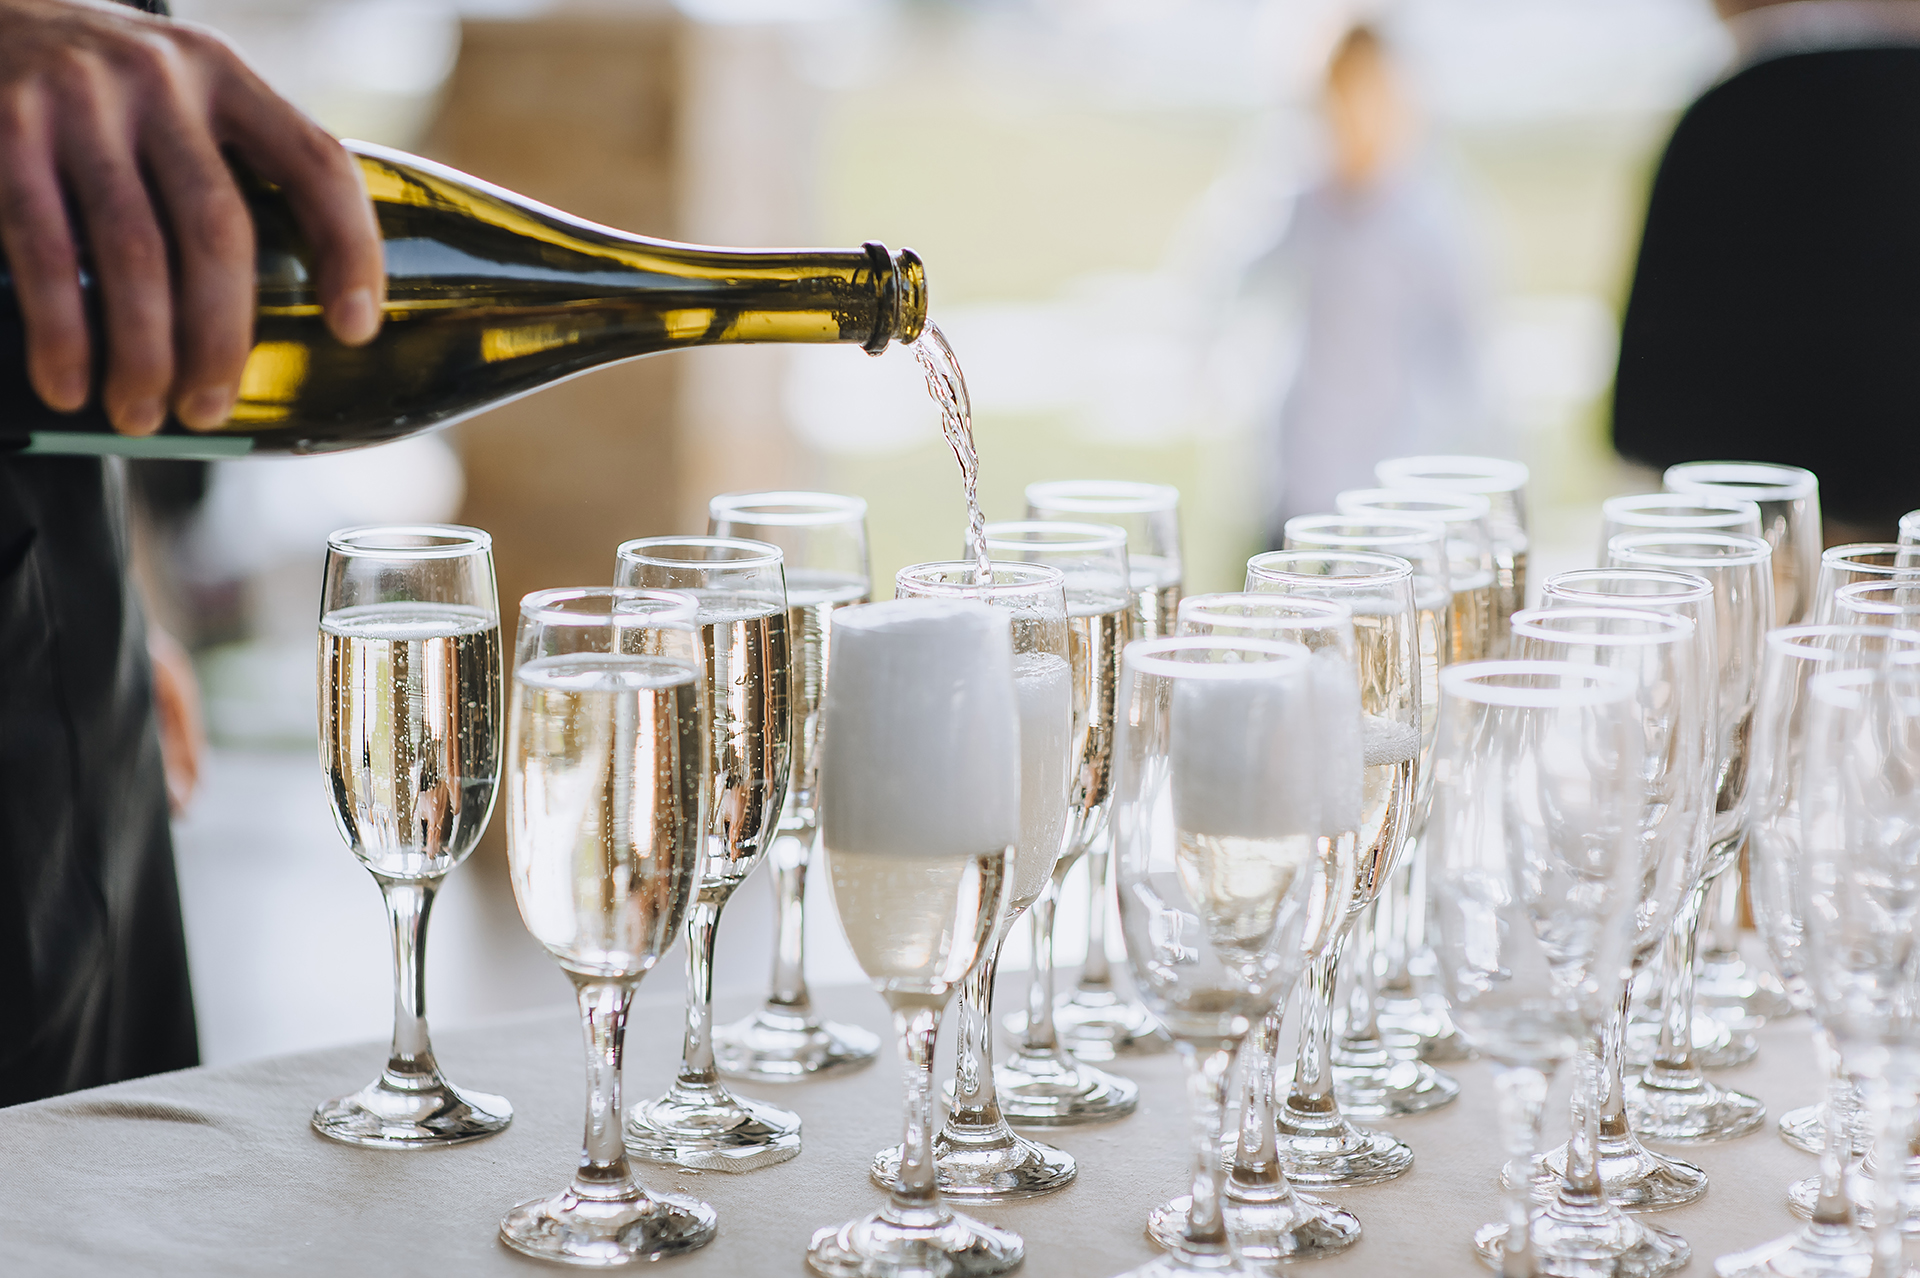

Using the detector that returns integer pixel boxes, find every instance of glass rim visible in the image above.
[1284,513,1446,548]
[615,534,784,569]
[1178,592,1354,629]
[1509,606,1695,647]
[983,519,1129,552]
[1602,492,1763,529]
[1123,634,1312,681]
[326,523,491,560]
[1606,530,1773,568]
[517,586,700,628]
[1767,623,1920,661]
[895,559,1068,598]
[1336,487,1494,523]
[1902,509,1920,536]
[1440,659,1637,708]
[1375,455,1529,493]
[1025,479,1179,514]
[1663,460,1818,502]
[1821,542,1914,568]
[1833,580,1920,614]
[1248,548,1414,586]
[1807,662,1920,711]
[1543,567,1715,605]
[708,490,868,526]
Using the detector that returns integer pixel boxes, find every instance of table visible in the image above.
[0,978,1828,1276]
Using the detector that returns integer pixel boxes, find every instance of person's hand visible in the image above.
[146,624,204,816]
[0,0,384,435]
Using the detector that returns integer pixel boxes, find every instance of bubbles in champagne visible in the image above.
[914,322,990,586]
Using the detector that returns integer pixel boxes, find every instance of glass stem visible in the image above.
[1560,1028,1607,1209]
[377,874,443,1087]
[1078,838,1113,992]
[885,1001,948,1226]
[766,829,814,1014]
[1286,937,1346,1123]
[1864,1078,1914,1278]
[1812,1027,1856,1228]
[1232,1009,1290,1200]
[571,975,640,1201]
[1177,1039,1240,1262]
[676,897,725,1090]
[1021,883,1061,1053]
[1652,888,1706,1077]
[1343,908,1383,1045]
[951,920,1013,1128]
[1377,842,1416,998]
[1598,984,1632,1142]
[1494,1065,1549,1278]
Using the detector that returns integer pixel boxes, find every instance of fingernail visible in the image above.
[181,387,234,429]
[118,399,166,436]
[333,286,381,346]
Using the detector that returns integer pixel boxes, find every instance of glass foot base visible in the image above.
[1529,1135,1708,1212]
[713,1006,880,1082]
[993,1051,1139,1126]
[499,1187,716,1267]
[807,1207,1023,1277]
[872,1127,1076,1202]
[1147,1190,1361,1262]
[312,1074,511,1148]
[1779,1101,1871,1158]
[1627,1073,1766,1143]
[1713,1224,1873,1278]
[1275,1115,1415,1188]
[1051,986,1172,1061]
[625,1090,801,1172]
[1697,951,1798,1029]
[1624,1010,1758,1070]
[1332,1044,1460,1118]
[1474,1212,1691,1277]
[1787,1170,1920,1231]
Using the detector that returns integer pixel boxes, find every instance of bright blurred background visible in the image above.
[152,0,1735,1066]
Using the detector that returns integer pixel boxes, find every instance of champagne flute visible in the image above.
[1607,531,1774,1143]
[706,492,881,1082]
[984,520,1142,1124]
[808,600,1023,1278]
[1812,545,1920,622]
[1427,660,1687,1278]
[881,560,1077,1200]
[312,524,512,1147]
[498,588,717,1265]
[1375,455,1530,632]
[1900,510,1920,547]
[616,535,800,1170]
[1510,606,1713,1214]
[1336,487,1498,663]
[1158,592,1364,1261]
[1599,493,1763,556]
[1025,479,1183,1060]
[1832,580,1920,628]
[1245,549,1423,1186]
[1714,626,1920,1278]
[1110,635,1351,1278]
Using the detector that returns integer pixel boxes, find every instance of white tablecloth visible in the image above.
[0,978,1827,1276]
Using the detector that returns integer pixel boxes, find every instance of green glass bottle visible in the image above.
[0,141,926,459]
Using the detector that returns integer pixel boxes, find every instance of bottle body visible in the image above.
[0,141,926,458]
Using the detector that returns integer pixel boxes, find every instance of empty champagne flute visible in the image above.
[1510,606,1712,1214]
[1901,510,1920,547]
[1607,531,1775,1143]
[1160,592,1365,1260]
[1664,461,1821,627]
[984,520,1142,1124]
[1813,545,1920,622]
[1246,549,1425,1186]
[1110,636,1352,1278]
[808,600,1023,1278]
[1375,455,1530,633]
[881,561,1077,1200]
[1599,493,1764,555]
[706,492,880,1082]
[313,524,512,1147]
[498,588,716,1265]
[1714,626,1920,1278]
[1427,660,1687,1278]
[1831,580,1920,629]
[616,535,800,1170]
[1025,479,1183,1060]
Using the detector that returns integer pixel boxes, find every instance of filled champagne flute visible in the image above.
[1427,661,1686,1278]
[808,600,1023,1278]
[312,524,512,1147]
[1244,550,1424,1187]
[1375,455,1531,634]
[984,520,1142,1124]
[706,492,881,1083]
[1110,636,1352,1278]
[1336,488,1498,663]
[1024,480,1183,1060]
[880,561,1077,1200]
[1159,592,1364,1261]
[498,588,716,1265]
[1607,532,1775,1143]
[616,535,800,1170]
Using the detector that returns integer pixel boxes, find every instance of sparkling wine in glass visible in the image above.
[706,491,881,1083]
[617,535,800,1171]
[807,599,1022,1278]
[311,524,512,1148]
[498,588,717,1265]
[1375,455,1531,643]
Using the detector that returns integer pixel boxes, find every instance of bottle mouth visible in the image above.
[894,247,927,347]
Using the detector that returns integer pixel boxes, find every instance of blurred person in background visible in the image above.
[0,0,383,1101]
[1240,23,1485,546]
[1613,0,1920,545]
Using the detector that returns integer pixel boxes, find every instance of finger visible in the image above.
[0,86,91,412]
[212,61,381,346]
[142,108,253,430]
